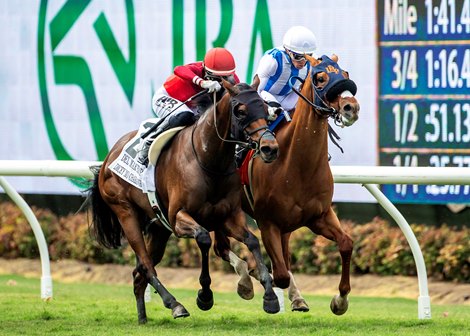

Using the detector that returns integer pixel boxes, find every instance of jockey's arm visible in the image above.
[254,54,278,93]
[173,62,205,86]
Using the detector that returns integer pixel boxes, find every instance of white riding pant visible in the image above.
[260,90,299,111]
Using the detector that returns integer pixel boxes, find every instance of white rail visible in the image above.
[3,161,468,318]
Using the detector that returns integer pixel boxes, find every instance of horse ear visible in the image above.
[306,54,320,66]
[222,78,238,95]
[331,54,339,62]
[251,75,260,91]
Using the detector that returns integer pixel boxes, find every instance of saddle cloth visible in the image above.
[108,124,184,191]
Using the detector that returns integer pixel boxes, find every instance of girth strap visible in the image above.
[147,191,172,232]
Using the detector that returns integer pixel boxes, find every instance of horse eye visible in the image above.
[317,77,325,83]
[234,106,247,119]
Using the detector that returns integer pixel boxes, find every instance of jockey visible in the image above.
[136,47,240,164]
[253,26,317,121]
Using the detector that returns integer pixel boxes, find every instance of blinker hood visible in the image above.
[231,89,266,130]
[311,55,357,105]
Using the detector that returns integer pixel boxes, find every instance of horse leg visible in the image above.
[224,212,279,314]
[310,207,353,315]
[110,206,188,320]
[133,223,175,323]
[173,209,213,311]
[213,231,254,300]
[288,271,309,312]
[132,261,149,324]
[259,222,291,289]
[281,233,309,312]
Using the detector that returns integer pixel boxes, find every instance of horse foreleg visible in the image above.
[312,208,353,315]
[279,233,309,312]
[225,214,279,314]
[213,231,254,300]
[174,210,214,311]
[259,223,291,289]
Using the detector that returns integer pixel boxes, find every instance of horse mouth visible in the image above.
[341,114,358,127]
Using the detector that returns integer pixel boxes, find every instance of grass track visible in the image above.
[0,274,469,336]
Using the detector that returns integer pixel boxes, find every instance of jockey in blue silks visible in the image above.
[253,26,318,121]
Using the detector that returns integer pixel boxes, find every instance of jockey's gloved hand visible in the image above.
[200,80,222,93]
[267,106,282,121]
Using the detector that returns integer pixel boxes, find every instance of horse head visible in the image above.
[307,54,360,127]
[222,80,279,163]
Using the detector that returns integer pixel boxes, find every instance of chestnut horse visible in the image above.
[87,81,280,323]
[229,55,360,314]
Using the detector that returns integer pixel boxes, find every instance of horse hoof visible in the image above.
[291,298,310,312]
[330,294,349,315]
[172,304,190,319]
[237,282,254,300]
[263,294,280,314]
[196,289,214,311]
[138,317,148,324]
[249,268,260,281]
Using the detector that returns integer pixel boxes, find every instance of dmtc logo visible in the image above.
[37,0,136,161]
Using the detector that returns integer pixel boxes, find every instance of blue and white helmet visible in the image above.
[282,26,317,56]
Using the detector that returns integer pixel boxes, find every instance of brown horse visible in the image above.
[87,81,280,323]
[229,55,360,314]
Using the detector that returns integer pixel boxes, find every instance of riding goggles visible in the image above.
[287,50,312,62]
[205,70,233,82]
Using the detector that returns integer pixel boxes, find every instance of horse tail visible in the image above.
[86,165,123,249]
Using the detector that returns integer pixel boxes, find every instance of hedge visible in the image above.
[0,201,468,283]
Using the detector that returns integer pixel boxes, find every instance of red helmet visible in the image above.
[203,48,236,76]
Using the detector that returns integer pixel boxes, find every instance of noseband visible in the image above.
[216,89,275,153]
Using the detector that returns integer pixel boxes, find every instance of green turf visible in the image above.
[0,274,468,336]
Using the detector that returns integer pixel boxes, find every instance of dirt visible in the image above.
[1,258,469,305]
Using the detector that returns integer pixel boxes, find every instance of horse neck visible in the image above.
[281,81,329,167]
[194,97,235,170]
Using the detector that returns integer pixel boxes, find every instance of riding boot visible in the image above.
[136,112,195,165]
[235,145,249,167]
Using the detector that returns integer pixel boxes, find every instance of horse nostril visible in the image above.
[343,104,352,112]
[260,145,279,159]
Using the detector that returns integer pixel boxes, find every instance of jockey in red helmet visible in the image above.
[135,48,240,165]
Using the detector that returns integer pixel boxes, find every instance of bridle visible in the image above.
[289,76,343,126]
[289,74,345,153]
[191,89,275,175]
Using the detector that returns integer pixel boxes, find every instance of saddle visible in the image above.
[145,126,185,232]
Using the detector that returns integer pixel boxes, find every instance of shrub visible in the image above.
[1,201,469,283]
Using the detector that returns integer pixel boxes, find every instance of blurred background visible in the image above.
[1,0,469,226]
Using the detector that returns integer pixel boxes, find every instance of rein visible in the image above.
[191,124,236,176]
[289,76,344,153]
[190,90,271,176]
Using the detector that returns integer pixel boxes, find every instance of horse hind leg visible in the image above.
[132,265,149,324]
[213,231,254,300]
[229,251,254,300]
[133,224,179,323]
[224,213,279,314]
[112,207,188,320]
